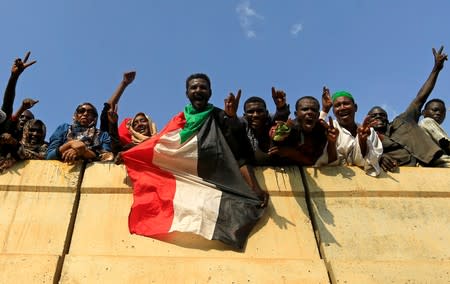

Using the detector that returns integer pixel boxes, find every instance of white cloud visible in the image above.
[290,23,303,37]
[236,1,263,39]
[246,30,256,38]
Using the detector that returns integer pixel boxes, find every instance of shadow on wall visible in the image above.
[253,166,297,231]
[299,166,353,248]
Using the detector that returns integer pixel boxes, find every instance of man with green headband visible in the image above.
[367,46,449,171]
[319,87,383,176]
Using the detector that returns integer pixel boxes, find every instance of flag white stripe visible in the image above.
[153,128,221,239]
[153,129,198,176]
[170,174,222,239]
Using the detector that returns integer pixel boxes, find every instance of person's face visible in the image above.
[186,78,212,111]
[333,96,357,129]
[27,122,44,145]
[244,101,268,130]
[75,104,97,127]
[295,98,319,132]
[18,110,34,131]
[368,107,388,133]
[423,101,446,125]
[132,114,150,136]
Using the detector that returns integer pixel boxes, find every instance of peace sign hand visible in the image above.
[322,86,332,113]
[11,51,36,76]
[271,87,287,109]
[433,46,448,71]
[357,116,373,142]
[319,117,339,143]
[224,89,241,117]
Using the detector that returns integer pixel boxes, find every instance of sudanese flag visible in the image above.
[122,105,264,249]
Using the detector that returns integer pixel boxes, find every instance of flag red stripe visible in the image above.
[127,165,176,235]
[124,113,187,236]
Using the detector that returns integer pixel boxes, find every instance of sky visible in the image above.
[1,0,449,137]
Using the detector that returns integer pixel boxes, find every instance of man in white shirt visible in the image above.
[317,90,382,176]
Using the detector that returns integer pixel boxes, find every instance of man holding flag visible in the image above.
[122,73,268,249]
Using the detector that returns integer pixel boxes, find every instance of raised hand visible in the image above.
[320,117,339,143]
[224,89,241,117]
[11,51,36,76]
[123,71,136,86]
[433,46,448,71]
[322,86,332,113]
[21,98,39,110]
[357,116,373,142]
[319,117,339,164]
[271,87,287,109]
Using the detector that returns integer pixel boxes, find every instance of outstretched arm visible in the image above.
[2,51,36,117]
[100,71,136,132]
[406,46,447,121]
[107,71,136,107]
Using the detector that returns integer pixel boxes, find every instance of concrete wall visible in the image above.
[0,161,449,283]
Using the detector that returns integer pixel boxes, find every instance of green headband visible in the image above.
[332,91,353,102]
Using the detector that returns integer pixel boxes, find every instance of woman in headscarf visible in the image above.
[118,112,157,149]
[46,102,112,163]
[17,119,48,159]
[0,119,47,173]
[100,71,157,163]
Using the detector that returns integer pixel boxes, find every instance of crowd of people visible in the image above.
[1,47,449,206]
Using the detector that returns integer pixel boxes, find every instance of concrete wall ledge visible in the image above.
[60,255,329,283]
[0,160,81,192]
[0,254,60,283]
[303,166,450,197]
[328,260,450,284]
[1,160,449,283]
